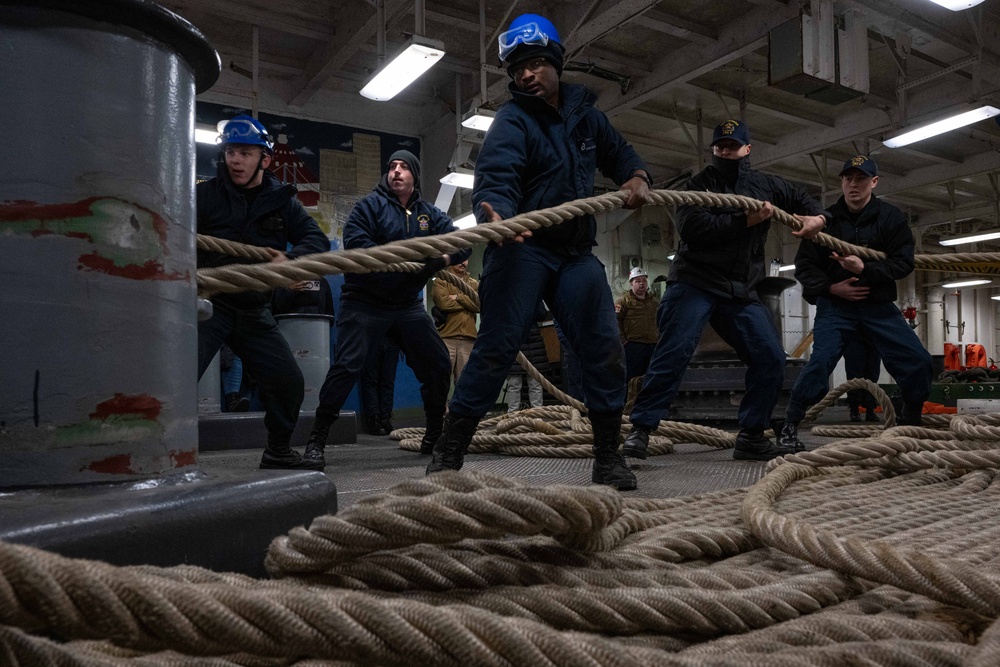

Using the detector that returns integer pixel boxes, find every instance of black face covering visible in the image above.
[711,153,743,185]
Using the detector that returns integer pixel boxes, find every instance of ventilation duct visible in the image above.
[768,1,868,105]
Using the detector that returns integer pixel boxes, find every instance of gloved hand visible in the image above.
[417,255,448,281]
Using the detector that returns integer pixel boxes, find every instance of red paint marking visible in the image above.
[77,253,189,281]
[0,197,102,222]
[85,453,137,475]
[90,393,162,421]
[171,449,198,467]
[0,196,171,245]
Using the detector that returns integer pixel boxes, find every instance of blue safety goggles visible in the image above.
[498,22,550,62]
[217,119,273,149]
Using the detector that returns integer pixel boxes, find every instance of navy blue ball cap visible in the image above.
[839,155,878,178]
[710,119,750,146]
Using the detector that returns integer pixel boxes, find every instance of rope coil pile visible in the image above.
[6,419,1000,664]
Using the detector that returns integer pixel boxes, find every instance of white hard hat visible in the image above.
[629,267,648,281]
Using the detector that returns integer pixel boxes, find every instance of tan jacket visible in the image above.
[432,273,479,339]
[615,290,658,344]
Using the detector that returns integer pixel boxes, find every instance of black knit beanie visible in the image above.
[387,149,420,185]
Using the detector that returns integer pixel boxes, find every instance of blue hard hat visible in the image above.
[218,114,273,154]
[498,14,562,62]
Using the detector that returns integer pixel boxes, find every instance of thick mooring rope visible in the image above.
[6,419,1000,665]
[195,189,1000,297]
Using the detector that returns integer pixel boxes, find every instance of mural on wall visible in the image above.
[196,102,421,242]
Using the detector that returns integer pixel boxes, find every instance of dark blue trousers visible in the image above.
[629,282,785,433]
[844,335,881,412]
[450,243,625,418]
[554,319,584,401]
[358,337,400,423]
[317,298,449,422]
[198,302,303,440]
[624,341,656,381]
[786,298,932,423]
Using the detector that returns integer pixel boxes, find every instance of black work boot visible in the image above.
[777,420,806,452]
[260,435,313,470]
[865,411,880,423]
[420,412,444,455]
[376,417,394,436]
[898,404,923,426]
[425,414,481,474]
[590,411,637,491]
[622,424,651,459]
[226,392,250,412]
[733,429,794,461]
[301,412,338,471]
[849,411,861,423]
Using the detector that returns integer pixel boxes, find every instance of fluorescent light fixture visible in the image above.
[360,36,445,101]
[778,264,796,272]
[940,230,1000,246]
[926,0,986,10]
[992,295,1000,301]
[461,108,496,132]
[883,105,1000,148]
[439,168,475,189]
[453,213,477,229]
[195,126,219,145]
[667,253,676,260]
[942,279,991,289]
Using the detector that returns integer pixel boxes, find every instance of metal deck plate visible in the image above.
[200,410,853,509]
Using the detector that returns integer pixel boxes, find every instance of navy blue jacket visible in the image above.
[795,194,914,306]
[473,82,648,255]
[342,177,471,307]
[671,156,829,301]
[197,165,329,308]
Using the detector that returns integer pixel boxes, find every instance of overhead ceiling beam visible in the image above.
[891,144,964,165]
[213,45,305,77]
[908,202,1000,229]
[571,46,655,73]
[750,78,975,167]
[563,0,668,59]
[877,150,1000,197]
[287,0,411,108]
[623,135,701,158]
[848,0,980,57]
[849,0,1000,84]
[600,1,803,117]
[632,10,717,46]
[678,83,835,128]
[425,7,480,32]
[164,0,334,41]
[622,107,780,146]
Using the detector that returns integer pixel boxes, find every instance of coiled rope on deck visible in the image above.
[7,419,1000,664]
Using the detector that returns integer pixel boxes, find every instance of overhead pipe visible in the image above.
[415,0,425,36]
[377,0,386,65]
[927,286,946,356]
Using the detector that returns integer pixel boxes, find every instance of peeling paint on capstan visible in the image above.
[170,449,198,467]
[0,197,188,281]
[85,453,138,475]
[90,394,163,421]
